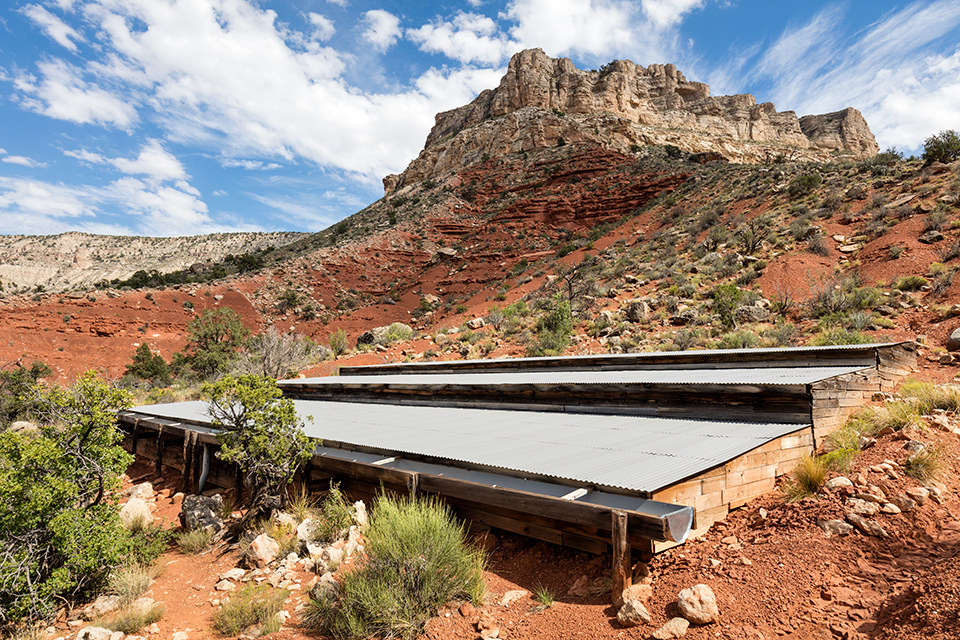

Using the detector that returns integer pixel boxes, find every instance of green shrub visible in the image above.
[329,328,349,357]
[784,454,828,501]
[381,323,414,345]
[102,601,165,634]
[809,328,873,346]
[213,584,287,636]
[205,375,313,511]
[175,308,250,379]
[717,329,759,350]
[108,565,154,606]
[903,445,946,483]
[531,584,554,612]
[314,494,485,640]
[0,373,138,625]
[922,129,960,165]
[307,482,353,544]
[527,297,573,357]
[712,283,742,328]
[788,173,822,199]
[176,528,215,555]
[899,381,960,414]
[892,275,928,291]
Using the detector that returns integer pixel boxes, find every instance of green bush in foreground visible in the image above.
[308,494,485,640]
[784,454,828,501]
[0,372,150,627]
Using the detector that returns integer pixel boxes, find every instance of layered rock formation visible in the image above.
[385,49,878,192]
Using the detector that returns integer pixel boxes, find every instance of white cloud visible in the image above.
[0,176,95,223]
[308,13,336,41]
[467,0,484,6]
[409,12,515,65]
[13,59,135,127]
[110,140,187,182]
[361,10,402,51]
[247,192,340,228]
[326,0,348,7]
[212,189,228,196]
[641,0,706,30]
[1,155,47,168]
[21,4,83,51]
[63,148,106,164]
[222,159,283,170]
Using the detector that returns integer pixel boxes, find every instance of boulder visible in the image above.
[127,482,155,500]
[297,518,322,543]
[624,299,650,322]
[179,494,224,533]
[467,317,486,329]
[652,617,690,639]
[354,501,368,529]
[845,498,879,516]
[119,498,153,530]
[735,305,770,323]
[83,595,121,620]
[824,477,853,490]
[919,230,944,244]
[247,534,280,568]
[10,421,38,434]
[677,584,719,624]
[616,599,651,627]
[945,327,960,352]
[310,572,341,600]
[615,583,653,608]
[77,628,113,640]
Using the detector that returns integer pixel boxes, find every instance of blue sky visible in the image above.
[1,0,959,237]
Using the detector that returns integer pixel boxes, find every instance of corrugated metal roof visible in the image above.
[128,400,806,494]
[282,365,867,388]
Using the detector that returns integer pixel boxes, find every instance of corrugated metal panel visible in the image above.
[129,399,805,494]
[282,365,867,388]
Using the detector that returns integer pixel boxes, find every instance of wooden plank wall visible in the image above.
[650,427,814,551]
[808,344,916,446]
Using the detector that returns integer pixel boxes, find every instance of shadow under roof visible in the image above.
[128,400,806,495]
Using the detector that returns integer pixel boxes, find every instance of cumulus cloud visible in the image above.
[221,159,283,170]
[641,0,706,29]
[409,12,515,64]
[308,13,336,41]
[361,10,402,51]
[13,59,135,127]
[21,4,83,51]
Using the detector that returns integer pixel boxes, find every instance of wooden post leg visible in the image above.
[407,472,420,499]
[155,433,165,477]
[612,510,631,604]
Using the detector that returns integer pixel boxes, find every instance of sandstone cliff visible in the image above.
[385,49,878,192]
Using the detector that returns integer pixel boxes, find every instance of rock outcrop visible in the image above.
[385,48,879,192]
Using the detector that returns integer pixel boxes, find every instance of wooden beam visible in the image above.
[612,510,631,603]
[561,487,591,501]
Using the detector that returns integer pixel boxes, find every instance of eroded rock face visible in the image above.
[385,48,878,192]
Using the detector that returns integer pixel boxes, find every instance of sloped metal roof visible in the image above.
[282,365,868,389]
[128,400,806,494]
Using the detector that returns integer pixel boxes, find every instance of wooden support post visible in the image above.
[180,433,196,495]
[131,419,140,456]
[155,428,165,477]
[407,472,419,499]
[612,510,631,604]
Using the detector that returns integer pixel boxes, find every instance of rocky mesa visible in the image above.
[385,48,878,192]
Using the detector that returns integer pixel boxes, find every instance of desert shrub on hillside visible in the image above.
[787,172,822,199]
[124,343,171,387]
[0,373,167,627]
[712,283,742,328]
[0,360,52,426]
[922,129,960,165]
[808,328,873,346]
[527,296,573,356]
[805,276,879,319]
[173,308,250,380]
[784,454,828,501]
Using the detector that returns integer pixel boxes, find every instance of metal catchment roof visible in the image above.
[128,399,805,496]
[281,365,870,389]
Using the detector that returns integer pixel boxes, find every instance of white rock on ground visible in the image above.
[500,589,529,607]
[77,628,112,640]
[247,534,280,568]
[83,595,121,620]
[677,584,720,624]
[616,599,651,627]
[119,498,153,530]
[652,617,691,639]
[615,583,653,607]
